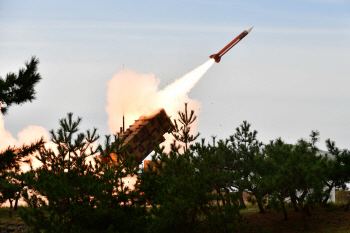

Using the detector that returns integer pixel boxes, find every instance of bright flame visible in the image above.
[106,59,215,138]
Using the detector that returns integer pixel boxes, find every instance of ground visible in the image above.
[0,204,349,232]
[0,208,27,233]
[242,204,350,233]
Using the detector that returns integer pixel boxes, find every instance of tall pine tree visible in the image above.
[228,121,266,211]
[0,56,43,218]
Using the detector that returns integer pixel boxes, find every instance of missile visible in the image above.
[210,26,254,63]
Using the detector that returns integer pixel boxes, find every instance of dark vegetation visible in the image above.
[1,58,350,232]
[0,57,44,219]
[0,56,41,115]
[2,203,350,233]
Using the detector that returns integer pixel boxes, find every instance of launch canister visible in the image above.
[210,26,253,63]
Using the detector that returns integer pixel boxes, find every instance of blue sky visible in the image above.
[1,0,350,150]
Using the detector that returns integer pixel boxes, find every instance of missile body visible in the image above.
[210,26,253,63]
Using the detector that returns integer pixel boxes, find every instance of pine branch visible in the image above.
[0,56,41,115]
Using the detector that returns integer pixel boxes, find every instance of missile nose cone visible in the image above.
[246,26,254,34]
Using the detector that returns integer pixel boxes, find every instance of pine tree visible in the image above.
[229,121,266,212]
[0,138,45,217]
[264,138,295,220]
[0,56,41,115]
[0,56,43,217]
[172,103,200,152]
[265,132,325,229]
[324,139,350,208]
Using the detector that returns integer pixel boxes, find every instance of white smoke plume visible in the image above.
[106,59,215,142]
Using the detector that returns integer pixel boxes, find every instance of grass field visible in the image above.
[1,204,349,232]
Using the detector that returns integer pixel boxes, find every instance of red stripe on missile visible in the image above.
[210,26,253,63]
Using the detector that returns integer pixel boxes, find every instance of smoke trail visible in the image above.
[159,59,215,104]
[106,59,215,137]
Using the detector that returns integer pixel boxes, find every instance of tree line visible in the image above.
[1,58,350,232]
[142,114,350,231]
